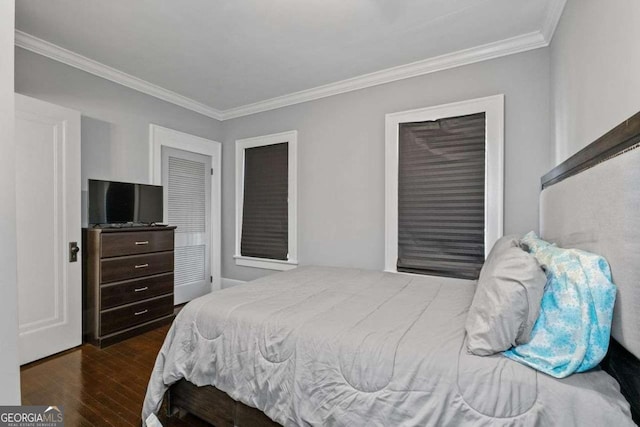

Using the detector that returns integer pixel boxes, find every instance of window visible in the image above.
[385,95,504,279]
[235,131,298,270]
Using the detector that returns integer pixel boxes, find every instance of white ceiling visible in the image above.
[16,0,562,117]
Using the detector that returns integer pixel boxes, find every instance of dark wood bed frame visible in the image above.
[167,379,279,427]
[166,112,640,426]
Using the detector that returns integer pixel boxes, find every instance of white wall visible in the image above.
[551,0,640,164]
[0,0,21,405]
[222,48,552,282]
[15,47,223,225]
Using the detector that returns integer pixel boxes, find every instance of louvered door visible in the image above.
[162,146,211,304]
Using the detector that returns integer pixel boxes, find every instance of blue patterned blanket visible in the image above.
[503,232,617,378]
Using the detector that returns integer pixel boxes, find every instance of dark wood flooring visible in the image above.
[21,325,209,426]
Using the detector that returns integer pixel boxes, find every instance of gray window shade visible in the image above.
[397,112,486,280]
[241,142,288,260]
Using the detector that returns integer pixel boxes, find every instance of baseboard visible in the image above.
[221,278,246,289]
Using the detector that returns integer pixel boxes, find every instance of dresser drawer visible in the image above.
[101,252,174,283]
[100,273,174,309]
[101,230,174,258]
[100,295,174,336]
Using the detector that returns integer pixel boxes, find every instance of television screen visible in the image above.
[88,179,163,225]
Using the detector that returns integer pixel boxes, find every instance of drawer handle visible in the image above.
[135,241,149,245]
[134,287,149,292]
[134,309,148,316]
[134,264,149,269]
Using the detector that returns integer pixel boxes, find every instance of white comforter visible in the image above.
[142,266,633,426]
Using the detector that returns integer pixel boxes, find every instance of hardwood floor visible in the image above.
[21,324,209,426]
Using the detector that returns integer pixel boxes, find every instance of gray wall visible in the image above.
[15,44,553,286]
[15,47,223,225]
[0,0,20,405]
[221,48,552,282]
[550,0,640,164]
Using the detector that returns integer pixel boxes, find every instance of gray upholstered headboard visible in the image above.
[541,145,640,359]
[539,112,640,421]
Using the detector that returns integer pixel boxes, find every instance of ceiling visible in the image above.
[15,0,563,119]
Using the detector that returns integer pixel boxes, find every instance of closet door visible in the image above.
[15,94,81,364]
[162,146,212,304]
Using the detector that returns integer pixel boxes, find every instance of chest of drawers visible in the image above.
[83,226,177,347]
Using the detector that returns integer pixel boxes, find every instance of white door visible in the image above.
[15,94,81,365]
[162,146,212,304]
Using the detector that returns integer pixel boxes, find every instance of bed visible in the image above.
[142,112,640,426]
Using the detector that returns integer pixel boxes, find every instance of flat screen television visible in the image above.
[88,179,163,225]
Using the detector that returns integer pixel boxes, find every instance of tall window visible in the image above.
[385,96,504,280]
[235,131,298,271]
[241,142,288,260]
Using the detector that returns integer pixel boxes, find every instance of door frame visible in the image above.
[149,124,221,292]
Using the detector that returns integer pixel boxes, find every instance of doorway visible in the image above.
[149,125,221,304]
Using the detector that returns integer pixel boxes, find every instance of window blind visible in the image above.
[241,142,289,260]
[397,112,486,280]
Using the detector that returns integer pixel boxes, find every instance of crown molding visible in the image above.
[220,31,548,120]
[16,22,558,122]
[541,0,568,43]
[15,30,224,120]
